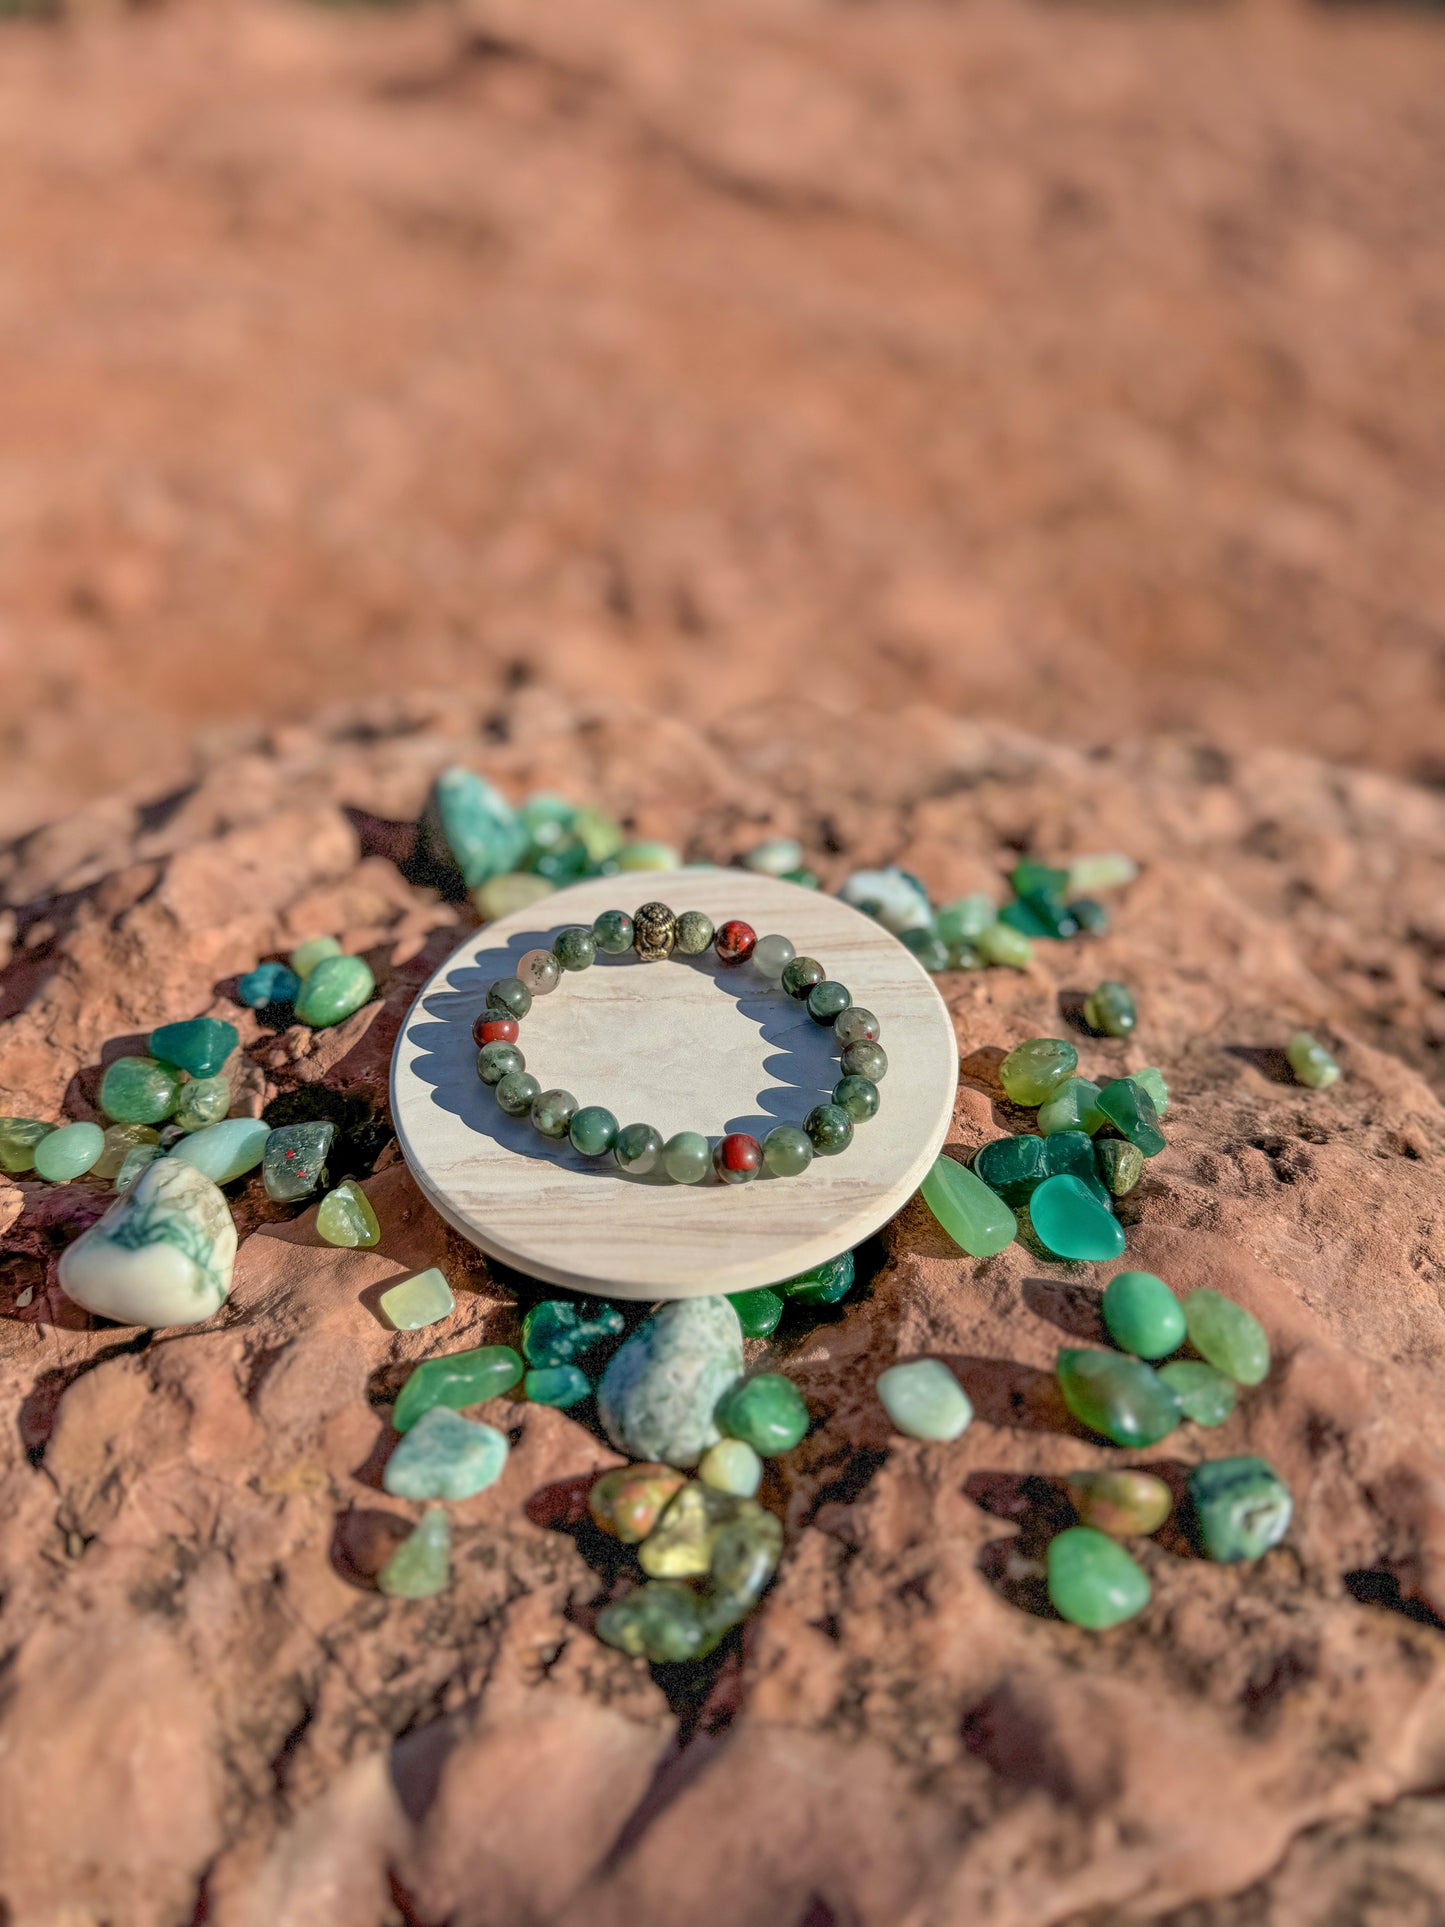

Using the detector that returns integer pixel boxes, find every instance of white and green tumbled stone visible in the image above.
[876,1359,973,1441]
[377,1508,451,1599]
[597,1296,744,1468]
[838,867,933,935]
[379,1267,455,1331]
[58,1155,236,1327]
[743,837,804,876]
[173,1075,231,1133]
[170,1117,271,1185]
[382,1407,508,1500]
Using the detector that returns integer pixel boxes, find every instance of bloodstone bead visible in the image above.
[780,956,826,1001]
[834,1007,881,1048]
[901,928,949,974]
[592,909,635,954]
[715,1374,809,1456]
[1159,1359,1236,1426]
[477,1041,524,1086]
[473,1012,519,1049]
[714,1132,763,1183]
[1188,1457,1291,1562]
[1095,1078,1166,1157]
[569,1106,619,1158]
[552,926,597,972]
[804,1103,853,1156]
[531,1088,578,1139]
[1047,1526,1151,1629]
[833,1074,880,1122]
[727,1287,784,1337]
[1055,1348,1182,1447]
[517,948,561,995]
[614,1122,664,1174]
[486,976,532,1020]
[1096,1139,1144,1197]
[999,1037,1078,1107]
[494,1070,540,1117]
[673,910,714,955]
[1101,1271,1186,1360]
[632,901,678,961]
[807,980,852,1026]
[1183,1288,1270,1385]
[840,1040,887,1083]
[1065,1468,1173,1538]
[974,1132,1047,1204]
[762,1124,813,1177]
[714,920,757,966]
[1029,1175,1126,1261]
[1084,981,1137,1037]
[779,1249,855,1303]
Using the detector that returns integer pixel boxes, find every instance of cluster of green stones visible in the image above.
[474,904,887,1185]
[235,935,376,1026]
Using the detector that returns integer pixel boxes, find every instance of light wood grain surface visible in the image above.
[390,871,958,1299]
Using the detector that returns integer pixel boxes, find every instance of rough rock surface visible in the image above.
[2,695,1445,1925]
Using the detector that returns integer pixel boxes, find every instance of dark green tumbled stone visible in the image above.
[1002,891,1079,940]
[521,1296,625,1367]
[715,1373,809,1456]
[901,929,949,974]
[727,1287,784,1337]
[494,1070,540,1117]
[1096,1139,1145,1197]
[1009,860,1070,899]
[393,1344,524,1431]
[553,926,597,971]
[525,1364,592,1407]
[592,909,635,954]
[477,1041,524,1086]
[1101,1271,1185,1360]
[486,976,532,1020]
[781,957,826,1001]
[973,1133,1048,1205]
[1189,1456,1292,1562]
[1159,1359,1237,1426]
[804,1103,854,1156]
[807,981,852,1027]
[1042,1130,1112,1203]
[1095,1078,1166,1157]
[778,1249,855,1304]
[1083,981,1137,1038]
[534,840,591,884]
[1047,1526,1151,1629]
[148,1017,238,1078]
[1056,1347,1182,1447]
[833,1074,880,1122]
[1068,897,1110,935]
[263,1121,336,1202]
[597,1580,707,1663]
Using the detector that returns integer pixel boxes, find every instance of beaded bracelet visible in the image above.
[471,902,888,1185]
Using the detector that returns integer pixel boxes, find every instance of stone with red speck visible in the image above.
[713,1132,762,1184]
[473,1013,520,1048]
[262,1121,337,1203]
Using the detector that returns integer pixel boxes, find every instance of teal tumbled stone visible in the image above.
[170,1116,271,1184]
[172,1075,231,1133]
[569,1105,619,1159]
[778,1249,855,1305]
[1001,891,1078,940]
[833,1074,880,1123]
[876,1359,973,1441]
[804,1103,854,1156]
[1183,1288,1270,1386]
[973,1133,1047,1205]
[263,1121,336,1202]
[1102,1271,1185,1360]
[1056,1348,1182,1447]
[1083,982,1137,1038]
[422,765,528,888]
[715,1373,808,1456]
[378,1508,451,1599]
[1095,1078,1167,1157]
[999,1037,1078,1107]
[1189,1456,1292,1562]
[382,1407,508,1500]
[494,1070,540,1117]
[921,1155,1017,1258]
[522,1296,624,1368]
[1159,1359,1237,1426]
[148,1017,238,1078]
[0,1118,56,1174]
[525,1365,592,1407]
[33,1121,106,1183]
[762,1125,813,1178]
[614,1122,664,1174]
[237,961,300,1010]
[727,1287,784,1337]
[99,1056,181,1126]
[1047,1526,1151,1629]
[1029,1175,1126,1262]
[294,955,376,1029]
[393,1344,523,1431]
[1038,1078,1105,1138]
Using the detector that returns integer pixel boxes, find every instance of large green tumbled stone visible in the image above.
[1095,1078,1167,1157]
[727,1287,784,1337]
[778,1249,855,1305]
[1159,1359,1237,1426]
[422,765,528,888]
[294,955,376,1029]
[148,1017,238,1078]
[596,1580,706,1663]
[379,1267,454,1331]
[33,1121,106,1183]
[1065,1469,1173,1538]
[1029,1175,1126,1262]
[1188,1457,1291,1562]
[876,1358,973,1441]
[525,1364,591,1407]
[999,1037,1079,1107]
[100,1056,181,1126]
[173,1075,231,1133]
[973,1133,1047,1205]
[1056,1348,1182,1447]
[921,1155,1018,1258]
[377,1508,450,1599]
[0,1118,56,1174]
[1047,1525,1151,1629]
[1101,1271,1185,1359]
[263,1121,336,1202]
[393,1344,523,1431]
[1038,1078,1105,1138]
[715,1374,808,1456]
[521,1296,624,1367]
[597,1297,744,1467]
[1287,1031,1341,1090]
[316,1178,381,1247]
[382,1406,508,1499]
[171,1116,270,1184]
[1183,1288,1270,1385]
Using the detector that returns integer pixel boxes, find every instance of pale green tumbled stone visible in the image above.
[975,922,1034,969]
[294,955,376,1029]
[423,765,528,888]
[58,1155,236,1326]
[99,1056,182,1126]
[0,1118,55,1174]
[472,872,556,920]
[699,1437,763,1497]
[34,1122,106,1183]
[1066,852,1139,895]
[380,1267,455,1331]
[1130,1067,1169,1115]
[743,837,804,876]
[1183,1288,1270,1386]
[1048,1525,1151,1629]
[933,894,996,945]
[597,1296,744,1467]
[616,840,682,871]
[1000,1037,1079,1107]
[382,1407,507,1499]
[377,1508,451,1599]
[316,1179,381,1248]
[876,1359,973,1441]
[92,1122,159,1181]
[919,1154,1017,1258]
[173,1075,231,1133]
[1287,1030,1341,1090]
[288,936,343,980]
[1038,1078,1105,1137]
[171,1117,270,1184]
[1159,1359,1237,1426]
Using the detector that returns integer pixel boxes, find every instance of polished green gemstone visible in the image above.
[1056,1348,1181,1446]
[521,791,576,850]
[832,1074,880,1122]
[1068,898,1110,935]
[572,806,626,864]
[1287,1031,1341,1089]
[289,936,343,980]
[1095,1078,1166,1157]
[91,1122,158,1181]
[699,1437,763,1497]
[263,1121,335,1202]
[1030,1175,1126,1261]
[525,1364,591,1407]
[920,1155,1017,1258]
[1083,981,1137,1038]
[379,1266,454,1330]
[477,1041,524,1086]
[377,1507,450,1599]
[662,1130,711,1184]
[173,1075,231,1133]
[148,1017,238,1079]
[383,1406,506,1499]
[115,1143,161,1193]
[1183,1288,1270,1385]
[778,1249,855,1304]
[762,1125,813,1178]
[294,955,376,1029]
[807,981,852,1027]
[901,929,948,974]
[701,1500,783,1638]
[553,925,597,971]
[876,1358,973,1441]
[423,766,527,888]
[533,839,591,885]
[715,1373,808,1456]
[569,1105,619,1158]
[1189,1457,1291,1561]
[1102,1271,1185,1359]
[1042,1130,1110,1200]
[973,1133,1047,1205]
[804,1103,854,1156]
[673,910,714,955]
[1159,1359,1236,1426]
[1038,1077,1105,1137]
[834,1007,880,1048]
[839,866,932,934]
[614,1122,664,1174]
[615,840,681,872]
[393,1344,523,1431]
[317,1178,382,1248]
[933,894,996,945]
[1010,860,1071,899]
[531,1089,578,1140]
[597,1580,706,1664]
[780,956,826,1001]
[1130,1067,1169,1115]
[100,1056,182,1126]
[1096,1139,1145,1197]
[522,1296,624,1367]
[1047,1526,1151,1629]
[237,961,301,1010]
[170,1116,270,1184]
[751,934,796,979]
[0,1118,56,1174]
[1001,891,1078,940]
[945,939,985,970]
[840,1040,887,1083]
[639,1483,734,1578]
[1065,1469,1173,1537]
[472,873,555,920]
[975,923,1033,969]
[494,1070,540,1117]
[485,976,532,1020]
[1067,852,1139,895]
[727,1287,784,1337]
[33,1121,106,1182]
[591,910,635,954]
[999,1037,1078,1107]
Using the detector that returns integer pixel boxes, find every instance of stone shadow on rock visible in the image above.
[1021,1275,1107,1344]
[966,1470,1075,1618]
[943,1353,1085,1436]
[1226,1044,1297,1086]
[331,1504,412,1589]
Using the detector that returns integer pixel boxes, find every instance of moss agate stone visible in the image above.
[1048,1525,1151,1629]
[614,1122,664,1174]
[238,961,300,1010]
[382,1406,507,1500]
[589,1464,687,1544]
[781,956,826,1002]
[597,1581,707,1664]
[1056,1348,1182,1447]
[378,1507,450,1600]
[1287,1030,1341,1090]
[263,1121,336,1202]
[171,1117,270,1184]
[1189,1456,1292,1562]
[876,1358,973,1441]
[1095,1078,1167,1157]
[1029,1175,1126,1262]
[1183,1288,1270,1385]
[1000,1037,1079,1107]
[92,1123,159,1182]
[531,1089,578,1141]
[702,1500,783,1636]
[597,1297,744,1467]
[394,1345,522,1432]
[973,1132,1047,1205]
[521,1296,624,1368]
[379,1267,454,1331]
[115,1142,161,1193]
[58,1155,236,1326]
[921,1155,1017,1258]
[1065,1469,1173,1538]
[715,1374,808,1457]
[525,1364,591,1407]
[804,1103,853,1156]
[1038,1078,1105,1137]
[1102,1271,1185,1359]
[0,1118,56,1174]
[423,765,528,888]
[699,1438,763,1497]
[778,1249,855,1305]
[639,1482,736,1579]
[1083,982,1137,1038]
[495,1071,540,1118]
[1159,1359,1237,1426]
[1096,1139,1145,1197]
[100,1056,181,1126]
[294,955,376,1029]
[148,1017,238,1078]
[173,1076,231,1133]
[34,1121,106,1183]
[316,1179,381,1247]
[727,1287,784,1337]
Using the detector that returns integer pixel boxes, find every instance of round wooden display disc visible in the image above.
[390,871,958,1300]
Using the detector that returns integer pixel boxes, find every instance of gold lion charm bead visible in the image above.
[633,901,678,961]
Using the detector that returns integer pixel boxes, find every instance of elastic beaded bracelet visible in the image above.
[471,901,888,1186]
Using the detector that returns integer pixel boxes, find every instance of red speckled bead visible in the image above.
[713,1133,762,1184]
[714,920,757,967]
[473,1013,520,1049]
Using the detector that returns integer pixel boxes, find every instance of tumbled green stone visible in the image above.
[839,867,933,934]
[673,910,714,955]
[495,1070,539,1117]
[780,956,826,1001]
[100,1056,182,1126]
[833,1074,880,1123]
[1159,1359,1237,1426]
[715,1373,808,1456]
[531,1089,578,1140]
[762,1124,813,1178]
[115,1143,161,1194]
[614,1122,664,1174]
[616,840,682,872]
[147,1017,239,1078]
[597,1297,744,1467]
[1038,1078,1105,1137]
[901,929,948,974]
[571,805,625,864]
[597,1581,706,1664]
[478,1041,524,1087]
[999,1037,1078,1107]
[921,1155,1018,1258]
[1095,1078,1166,1157]
[377,1508,450,1600]
[33,1121,106,1182]
[975,922,1034,969]
[1001,891,1078,940]
[806,981,852,1027]
[522,1296,624,1367]
[1056,1348,1182,1447]
[553,925,597,972]
[743,836,804,876]
[263,1121,336,1202]
[520,791,576,851]
[699,1437,763,1497]
[57,1155,236,1325]
[1288,1030,1341,1090]
[91,1122,159,1182]
[1065,1468,1173,1538]
[1030,1175,1126,1261]
[238,961,301,1009]
[383,1406,506,1498]
[592,910,635,954]
[1047,1526,1151,1629]
[173,1075,231,1133]
[393,1344,523,1431]
[380,1266,454,1331]
[589,1464,687,1543]
[727,1287,784,1337]
[1189,1456,1291,1562]
[1068,898,1110,935]
[804,1103,854,1156]
[1083,982,1137,1038]
[700,1499,783,1637]
[1042,1130,1110,1201]
[171,1116,270,1184]
[1102,1271,1185,1359]
[1183,1288,1270,1385]
[533,839,592,885]
[288,936,343,980]
[778,1249,855,1305]
[945,939,985,971]
[525,1364,591,1407]
[569,1105,619,1158]
[317,1178,382,1248]
[423,766,527,888]
[663,1130,711,1185]
[1010,860,1071,900]
[933,894,996,945]
[876,1358,973,1441]
[472,872,556,920]
[840,1040,888,1084]
[973,1132,1047,1205]
[485,976,532,1020]
[1130,1067,1169,1115]
[640,1482,735,1578]
[295,955,376,1029]
[1067,852,1139,895]
[1096,1139,1145,1197]
[0,1118,56,1174]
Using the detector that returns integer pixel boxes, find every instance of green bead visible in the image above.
[294,955,376,1029]
[762,1124,813,1178]
[379,1266,455,1330]
[1287,1031,1341,1089]
[715,1373,808,1456]
[999,1037,1078,1107]
[807,981,852,1027]
[597,1581,706,1664]
[778,1249,855,1304]
[1101,1271,1185,1359]
[383,1406,507,1499]
[901,929,948,974]
[673,910,714,955]
[569,1105,619,1158]
[1010,860,1071,899]
[1056,1348,1182,1447]
[473,873,555,921]
[148,1017,238,1078]
[662,1130,711,1184]
[1130,1067,1169,1115]
[1065,1469,1173,1538]
[699,1437,763,1497]
[1188,1457,1291,1562]
[840,1040,887,1083]
[780,956,826,1001]
[933,895,996,945]
[0,1118,56,1174]
[616,840,681,872]
[393,1344,523,1431]
[377,1508,451,1599]
[1047,1526,1151,1629]
[876,1358,973,1441]
[804,1103,854,1156]
[833,1007,880,1048]
[614,1122,664,1174]
[553,925,597,971]
[975,922,1033,969]
[494,1070,540,1117]
[170,1116,270,1184]
[173,1075,231,1133]
[100,1056,182,1126]
[477,1041,524,1086]
[973,1133,1047,1205]
[1183,1288,1270,1385]
[832,1074,880,1122]
[1029,1175,1126,1261]
[591,910,635,954]
[727,1287,784,1337]
[1095,1078,1166,1157]
[289,936,343,980]
[93,1122,159,1181]
[263,1121,336,1202]
[525,1364,592,1407]
[522,1296,624,1367]
[115,1143,161,1193]
[1083,982,1137,1038]
[1037,1078,1104,1137]
[1159,1360,1236,1426]
[316,1179,381,1248]
[920,1155,1017,1258]
[1096,1139,1145,1197]
[531,1089,578,1140]
[485,976,532,1020]
[33,1121,106,1182]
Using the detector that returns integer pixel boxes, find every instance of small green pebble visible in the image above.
[1065,1468,1173,1537]
[522,1297,624,1367]
[33,1121,106,1183]
[973,1133,1047,1205]
[596,1580,706,1664]
[1083,982,1137,1038]
[170,1116,269,1184]
[727,1287,784,1337]
[1287,1031,1341,1089]
[91,1122,158,1182]
[1067,852,1139,895]
[1056,1348,1182,1447]
[1159,1359,1237,1426]
[0,1118,56,1174]
[289,936,343,979]
[762,1124,814,1177]
[383,1406,507,1499]
[591,910,635,954]
[1130,1067,1169,1114]
[316,1178,381,1248]
[1029,1174,1126,1262]
[1101,1271,1186,1359]
[553,925,597,972]
[832,1074,880,1123]
[999,1037,1079,1107]
[472,873,556,920]
[294,955,376,1029]
[876,1358,973,1441]
[1096,1139,1145,1197]
[569,1105,619,1158]
[237,961,300,1009]
[115,1143,161,1193]
[901,928,949,974]
[662,1130,711,1184]
[699,1437,763,1497]
[1094,1077,1167,1157]
[615,840,682,872]
[148,1017,238,1078]
[393,1345,523,1431]
[1047,1525,1151,1629]
[921,1155,1018,1258]
[1188,1456,1292,1562]
[99,1056,181,1126]
[377,1508,451,1599]
[933,894,996,945]
[975,922,1034,969]
[525,1365,592,1407]
[1183,1288,1270,1386]
[172,1075,231,1133]
[778,1249,855,1305]
[379,1266,455,1331]
[1038,1078,1105,1137]
[715,1374,809,1456]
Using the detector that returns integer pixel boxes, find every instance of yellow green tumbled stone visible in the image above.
[1182,1288,1269,1386]
[1287,1030,1341,1090]
[975,922,1034,969]
[1065,1468,1173,1538]
[472,872,557,921]
[1038,1078,1105,1137]
[317,1179,381,1249]
[920,1154,1017,1258]
[91,1123,159,1182]
[699,1438,763,1497]
[999,1037,1079,1107]
[639,1482,733,1578]
[1159,1359,1237,1426]
[1047,1525,1151,1629]
[379,1266,455,1331]
[1083,982,1137,1038]
[288,936,343,979]
[0,1118,55,1174]
[294,955,376,1029]
[378,1507,450,1599]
